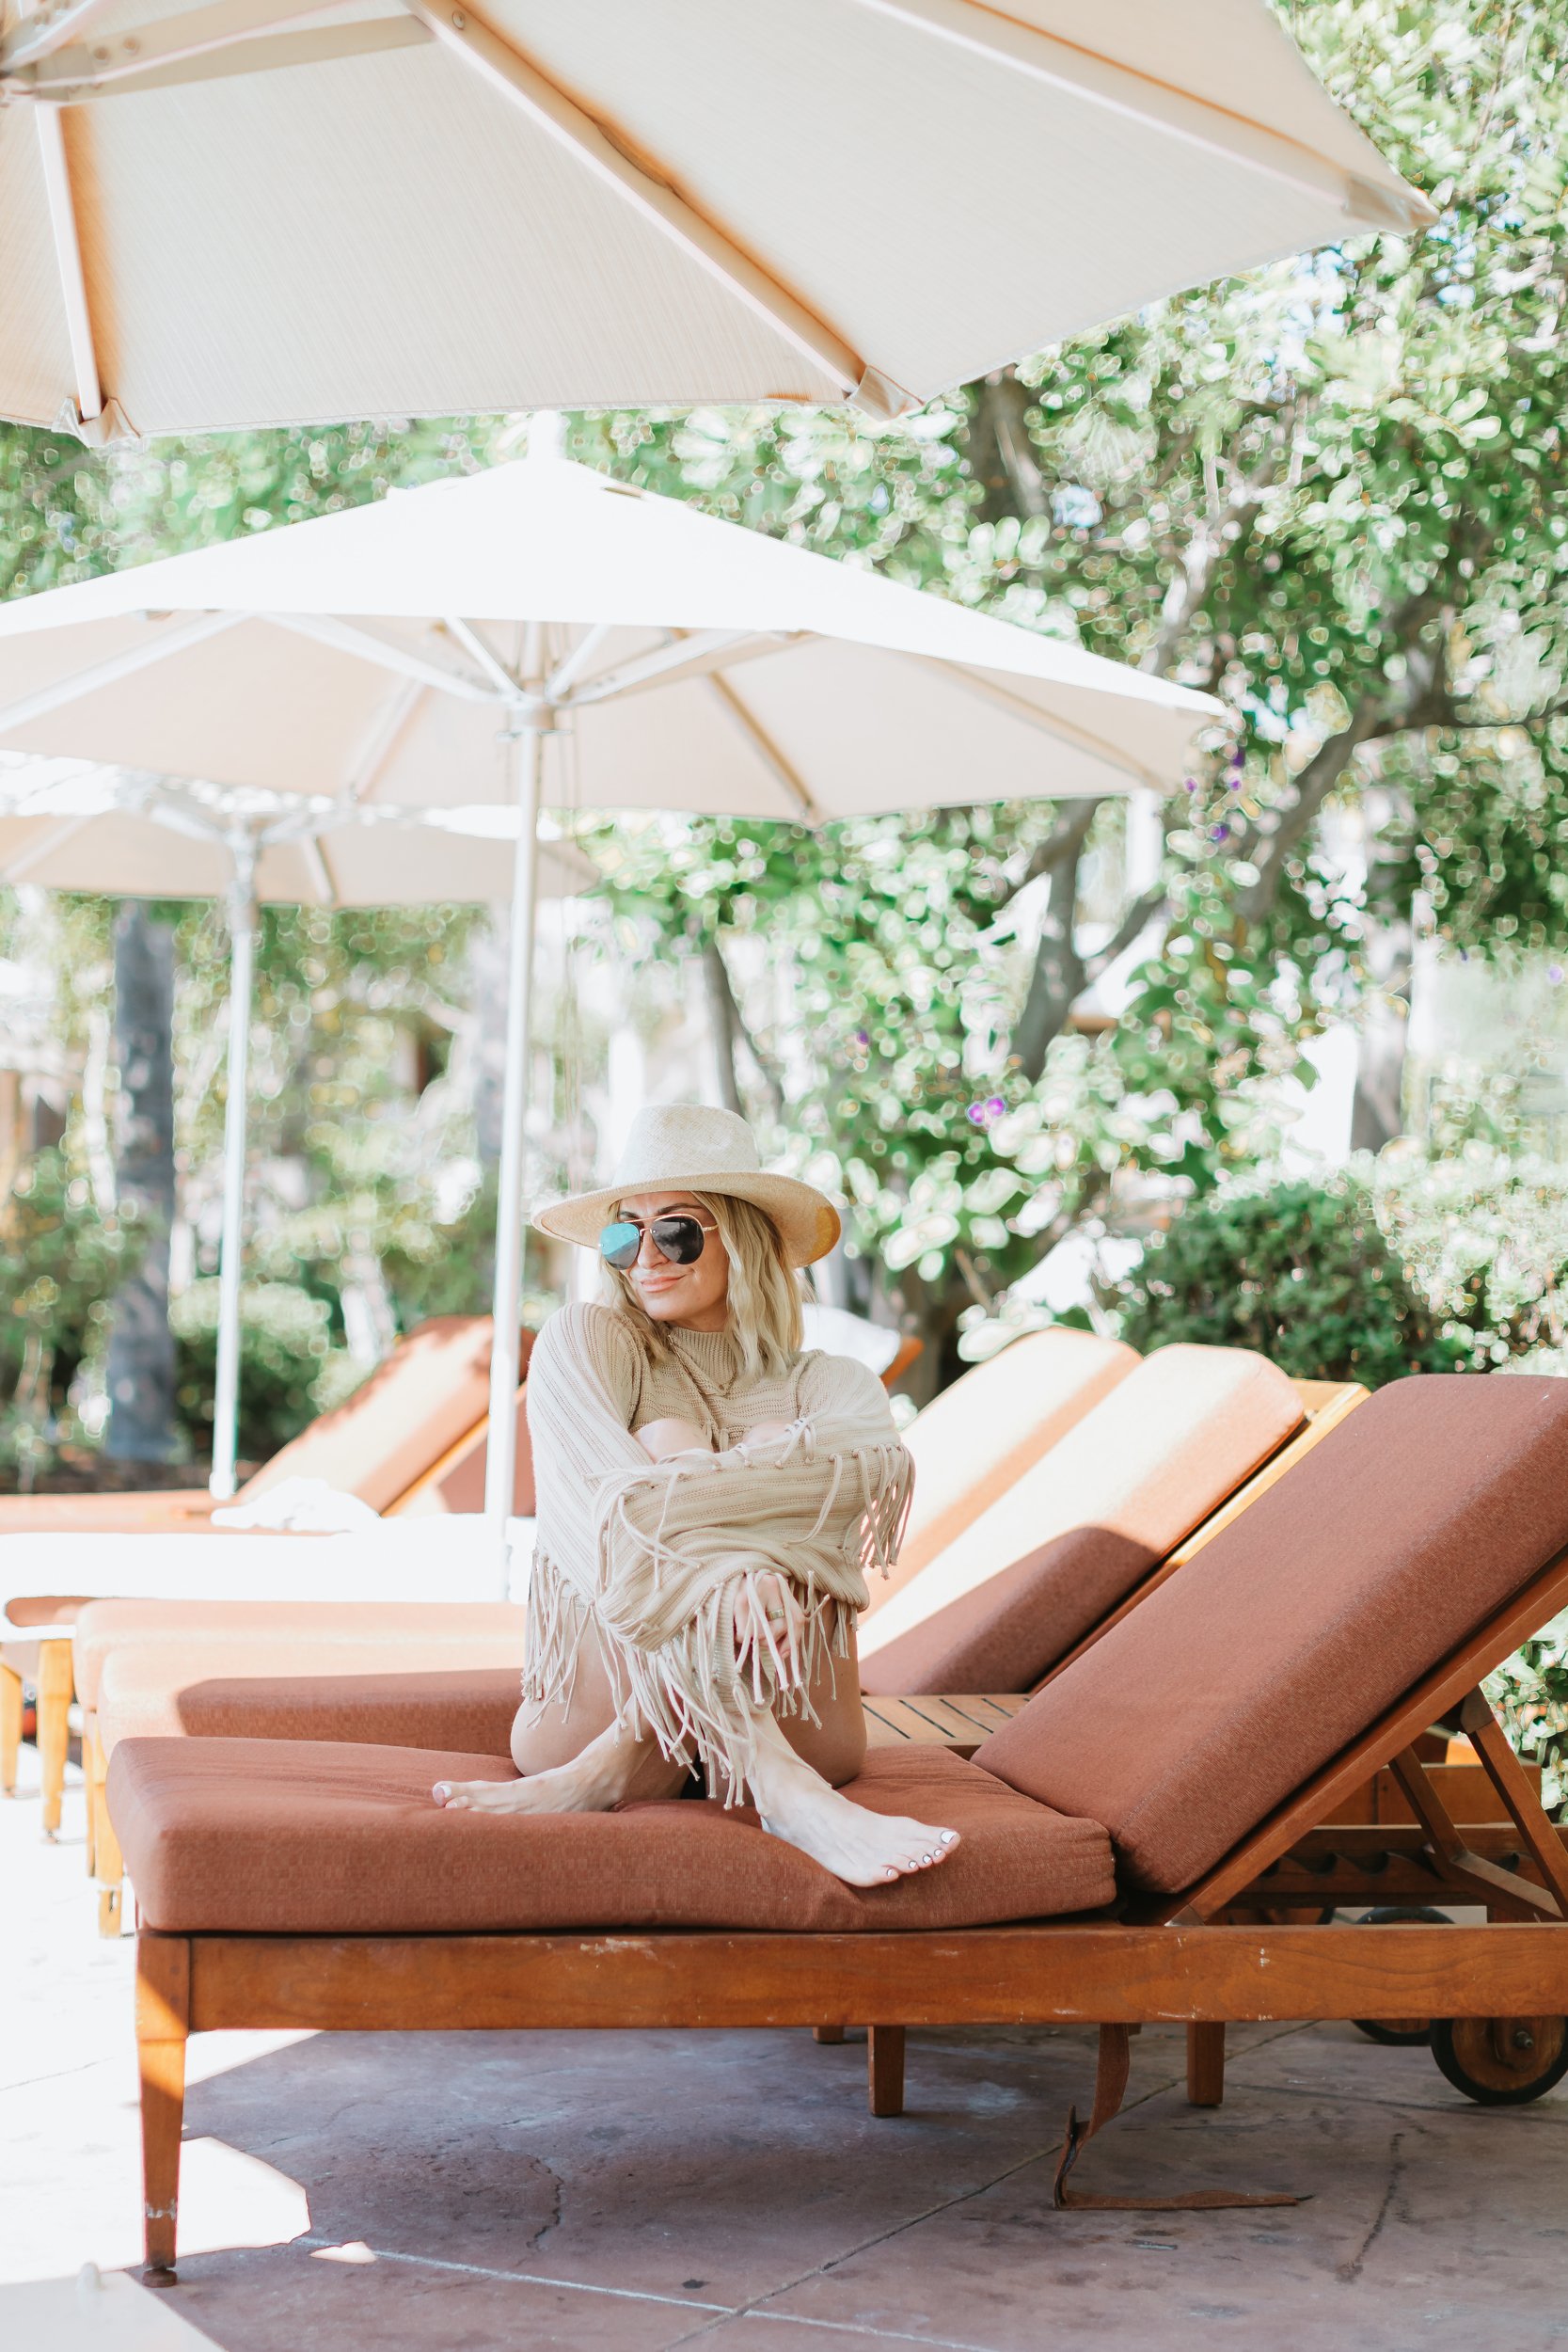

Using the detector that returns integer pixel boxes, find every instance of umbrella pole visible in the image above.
[483,707,546,1541]
[210,833,259,1501]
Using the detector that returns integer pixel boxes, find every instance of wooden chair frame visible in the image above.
[131,1534,1568,2274]
[0,1627,75,1836]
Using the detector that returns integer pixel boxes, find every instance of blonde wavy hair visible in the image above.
[601,1189,804,1379]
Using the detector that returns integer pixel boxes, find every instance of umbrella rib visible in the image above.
[261,612,498,701]
[702,674,822,824]
[0,612,245,735]
[443,618,526,704]
[0,812,91,883]
[8,0,430,96]
[563,629,783,710]
[921,660,1172,793]
[545,624,613,704]
[0,0,118,72]
[842,0,1433,230]
[301,834,340,907]
[399,0,898,411]
[343,677,427,805]
[33,106,104,434]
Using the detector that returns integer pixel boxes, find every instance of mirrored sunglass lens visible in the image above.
[598,1221,641,1268]
[652,1216,706,1264]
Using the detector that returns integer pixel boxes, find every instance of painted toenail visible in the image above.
[434,1785,450,1801]
[941,1830,957,1844]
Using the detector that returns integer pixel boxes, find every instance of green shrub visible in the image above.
[170,1280,341,1469]
[0,1145,137,1418]
[1109,1173,1465,1387]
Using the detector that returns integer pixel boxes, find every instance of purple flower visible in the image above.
[987,1095,1006,1117]
[1550,967,1564,987]
[1183,778,1200,793]
[1210,822,1230,842]
[966,1104,987,1125]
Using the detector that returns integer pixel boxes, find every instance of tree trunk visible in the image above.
[1350,900,1414,1154]
[105,904,177,1462]
[1013,804,1097,1081]
[966,373,1049,528]
[702,932,744,1114]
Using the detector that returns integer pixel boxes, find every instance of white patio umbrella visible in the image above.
[0,755,589,1496]
[0,0,1432,439]
[0,432,1221,1531]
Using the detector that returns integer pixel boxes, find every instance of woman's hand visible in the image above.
[734,1569,807,1692]
[636,1416,713,1463]
[740,1417,795,1451]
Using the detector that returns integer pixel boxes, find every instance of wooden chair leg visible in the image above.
[86,1722,107,1882]
[1187,2022,1226,2106]
[95,1785,125,1937]
[867,2026,906,2117]
[136,1935,191,2278]
[0,1659,22,1796]
[37,1638,73,1838]
[813,2025,847,2043]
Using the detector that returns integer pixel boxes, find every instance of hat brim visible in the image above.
[532,1170,841,1269]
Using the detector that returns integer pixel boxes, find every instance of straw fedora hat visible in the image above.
[531,1105,841,1269]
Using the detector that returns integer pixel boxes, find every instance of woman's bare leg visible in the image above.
[435,1621,958,1883]
[745,1708,959,1886]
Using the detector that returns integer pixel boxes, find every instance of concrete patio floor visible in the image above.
[6,1749,1568,2351]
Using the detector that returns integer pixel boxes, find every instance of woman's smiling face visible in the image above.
[616,1191,730,1330]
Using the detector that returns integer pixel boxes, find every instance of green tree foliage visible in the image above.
[3,0,1565,1394]
[1109,1171,1464,1384]
[0,1146,136,1476]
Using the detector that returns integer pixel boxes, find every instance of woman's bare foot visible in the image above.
[746,1711,958,1888]
[434,1722,688,1815]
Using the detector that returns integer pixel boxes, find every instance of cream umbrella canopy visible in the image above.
[0,432,1222,1526]
[0,755,590,1496]
[0,0,1433,439]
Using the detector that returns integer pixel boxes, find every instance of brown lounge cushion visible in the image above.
[860,1343,1302,1695]
[107,1737,1116,1935]
[74,1598,523,1717]
[977,1373,1568,1894]
[100,1659,521,1758]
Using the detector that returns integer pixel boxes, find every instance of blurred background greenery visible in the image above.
[1,0,1565,1501]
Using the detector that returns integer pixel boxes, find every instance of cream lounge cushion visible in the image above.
[880,1327,1138,1596]
[75,1598,522,1720]
[860,1344,1302,1695]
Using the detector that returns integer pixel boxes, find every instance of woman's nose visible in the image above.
[635,1227,665,1267]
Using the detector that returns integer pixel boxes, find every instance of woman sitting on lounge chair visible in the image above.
[434,1105,959,1886]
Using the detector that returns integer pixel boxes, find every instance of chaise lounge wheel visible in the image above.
[1352,1907,1452,2044]
[1431,2015,1568,2106]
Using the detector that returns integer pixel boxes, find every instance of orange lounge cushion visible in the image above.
[108,1737,1117,1935]
[860,1344,1303,1695]
[74,1598,522,1714]
[100,1659,520,1757]
[976,1374,1568,1894]
[240,1315,515,1515]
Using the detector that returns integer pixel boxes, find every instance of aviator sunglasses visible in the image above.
[598,1212,718,1271]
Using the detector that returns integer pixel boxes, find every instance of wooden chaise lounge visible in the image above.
[0,1316,533,1835]
[112,1373,1568,2272]
[858,1343,1354,1693]
[76,1343,1338,1931]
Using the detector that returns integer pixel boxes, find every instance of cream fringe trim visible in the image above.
[521,1428,913,1800]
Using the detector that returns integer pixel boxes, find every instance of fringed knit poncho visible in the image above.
[521,1301,912,1791]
